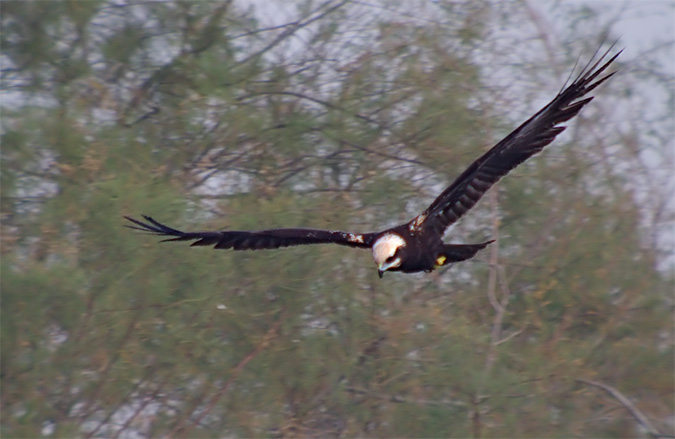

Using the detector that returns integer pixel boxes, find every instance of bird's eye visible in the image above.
[386,255,396,263]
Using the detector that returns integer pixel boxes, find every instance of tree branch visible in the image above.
[170,314,284,436]
[576,378,672,438]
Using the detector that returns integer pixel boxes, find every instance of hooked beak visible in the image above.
[376,257,400,279]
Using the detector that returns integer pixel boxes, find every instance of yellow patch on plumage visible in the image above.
[435,255,447,268]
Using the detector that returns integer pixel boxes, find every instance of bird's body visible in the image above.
[126,47,620,278]
[369,224,493,276]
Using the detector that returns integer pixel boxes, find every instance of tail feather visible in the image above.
[437,240,494,266]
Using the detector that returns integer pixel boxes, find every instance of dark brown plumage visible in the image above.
[126,47,620,277]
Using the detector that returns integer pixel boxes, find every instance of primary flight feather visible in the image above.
[126,47,620,278]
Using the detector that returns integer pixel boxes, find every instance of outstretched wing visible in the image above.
[124,215,377,250]
[412,47,621,234]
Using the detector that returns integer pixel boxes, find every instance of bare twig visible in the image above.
[170,314,284,437]
[576,378,672,438]
[522,0,559,74]
[344,385,470,408]
[486,188,502,318]
[113,374,172,439]
[238,90,383,127]
[485,170,514,368]
[236,0,349,67]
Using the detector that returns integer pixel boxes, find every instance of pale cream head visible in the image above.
[372,233,406,271]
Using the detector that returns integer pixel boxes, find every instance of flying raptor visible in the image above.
[126,48,620,278]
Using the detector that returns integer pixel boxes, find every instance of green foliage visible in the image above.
[1,1,672,438]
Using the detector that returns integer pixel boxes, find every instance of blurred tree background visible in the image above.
[1,0,673,437]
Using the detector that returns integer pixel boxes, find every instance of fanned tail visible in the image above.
[436,240,495,266]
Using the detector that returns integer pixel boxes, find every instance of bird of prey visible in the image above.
[126,47,620,278]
